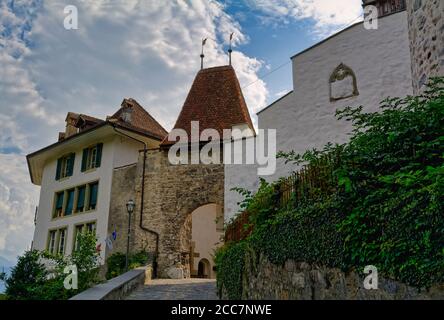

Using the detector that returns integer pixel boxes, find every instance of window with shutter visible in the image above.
[76,185,86,213]
[81,143,103,171]
[65,189,75,215]
[88,182,99,210]
[72,221,96,253]
[55,158,62,180]
[52,181,98,220]
[54,192,64,218]
[56,153,75,180]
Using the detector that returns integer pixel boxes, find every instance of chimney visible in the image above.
[65,112,79,138]
[58,132,66,141]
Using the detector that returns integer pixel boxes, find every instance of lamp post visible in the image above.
[125,199,135,272]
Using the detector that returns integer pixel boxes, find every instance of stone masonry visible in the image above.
[407,0,444,93]
[108,164,140,256]
[233,252,444,300]
[134,148,224,279]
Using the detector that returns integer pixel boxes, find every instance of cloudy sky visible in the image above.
[0,0,362,263]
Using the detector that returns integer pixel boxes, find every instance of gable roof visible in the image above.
[108,98,168,140]
[161,65,255,145]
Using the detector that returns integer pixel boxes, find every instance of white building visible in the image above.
[224,0,439,219]
[27,99,167,263]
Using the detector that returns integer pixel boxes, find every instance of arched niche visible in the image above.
[329,63,359,102]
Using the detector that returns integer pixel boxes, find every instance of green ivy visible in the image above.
[214,242,248,300]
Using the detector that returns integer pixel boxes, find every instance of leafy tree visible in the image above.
[5,250,48,300]
[4,232,100,300]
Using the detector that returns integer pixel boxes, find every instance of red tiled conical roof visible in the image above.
[161,65,255,145]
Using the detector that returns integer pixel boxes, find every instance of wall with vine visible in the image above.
[216,78,444,299]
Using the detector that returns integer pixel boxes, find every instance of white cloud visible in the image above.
[0,154,39,262]
[0,0,268,260]
[246,0,363,36]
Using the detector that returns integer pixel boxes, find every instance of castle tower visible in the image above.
[136,65,255,279]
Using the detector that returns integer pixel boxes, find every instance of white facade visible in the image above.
[190,204,223,279]
[32,134,142,263]
[224,11,413,220]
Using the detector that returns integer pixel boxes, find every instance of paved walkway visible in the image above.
[125,278,218,300]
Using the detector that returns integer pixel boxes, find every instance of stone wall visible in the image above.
[407,0,444,93]
[135,148,224,278]
[235,252,444,300]
[107,164,139,258]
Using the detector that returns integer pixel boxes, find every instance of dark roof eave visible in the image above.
[256,90,293,115]
[290,21,364,60]
[26,121,164,184]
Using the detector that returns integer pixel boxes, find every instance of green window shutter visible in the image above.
[65,189,74,215]
[77,186,86,211]
[89,182,98,207]
[56,192,64,209]
[67,153,75,176]
[81,148,88,172]
[55,158,62,180]
[95,143,103,168]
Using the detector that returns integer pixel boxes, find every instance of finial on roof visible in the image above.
[200,38,207,70]
[228,33,234,66]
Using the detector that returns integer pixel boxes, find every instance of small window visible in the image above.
[48,230,57,254]
[58,229,67,255]
[73,225,84,252]
[65,189,75,216]
[54,192,64,218]
[86,222,96,233]
[73,222,96,253]
[81,143,103,172]
[56,153,75,180]
[76,185,86,213]
[88,182,99,211]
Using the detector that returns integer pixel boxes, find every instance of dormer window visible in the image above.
[81,143,103,172]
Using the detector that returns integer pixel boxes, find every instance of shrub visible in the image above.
[5,232,100,300]
[106,251,150,280]
[214,242,248,300]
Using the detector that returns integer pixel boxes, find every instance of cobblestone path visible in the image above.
[125,278,218,300]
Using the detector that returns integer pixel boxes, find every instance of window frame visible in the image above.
[72,220,96,253]
[81,143,103,172]
[52,180,99,220]
[56,153,75,180]
[46,227,68,255]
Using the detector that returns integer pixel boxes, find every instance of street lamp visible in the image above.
[125,199,135,272]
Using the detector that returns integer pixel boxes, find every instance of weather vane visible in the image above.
[228,32,234,66]
[200,38,207,70]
